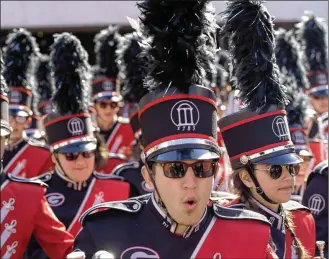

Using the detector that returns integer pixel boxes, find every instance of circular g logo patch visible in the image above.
[45,193,65,207]
[121,246,160,259]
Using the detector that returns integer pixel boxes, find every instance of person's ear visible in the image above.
[239,169,254,188]
[141,165,154,190]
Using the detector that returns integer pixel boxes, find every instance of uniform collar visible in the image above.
[5,137,27,152]
[249,196,285,232]
[147,193,208,238]
[54,169,92,191]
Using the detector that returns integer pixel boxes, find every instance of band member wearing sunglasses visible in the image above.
[274,29,314,202]
[68,1,277,258]
[2,28,54,179]
[91,26,135,161]
[0,50,75,259]
[295,13,328,169]
[25,33,131,259]
[218,1,316,258]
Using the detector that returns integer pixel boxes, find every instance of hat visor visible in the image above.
[94,96,122,103]
[309,88,328,97]
[57,141,97,154]
[9,108,30,117]
[253,152,303,165]
[149,148,220,162]
[296,148,313,158]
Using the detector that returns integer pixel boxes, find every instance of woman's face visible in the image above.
[52,150,95,182]
[241,164,296,204]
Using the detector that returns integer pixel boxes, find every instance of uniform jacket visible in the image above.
[0,172,73,259]
[74,193,277,259]
[2,138,54,178]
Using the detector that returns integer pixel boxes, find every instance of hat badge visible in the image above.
[272,116,289,141]
[240,155,249,165]
[102,80,114,91]
[170,100,200,131]
[67,117,84,136]
[9,91,22,104]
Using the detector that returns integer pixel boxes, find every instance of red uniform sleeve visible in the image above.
[38,152,54,175]
[33,196,74,258]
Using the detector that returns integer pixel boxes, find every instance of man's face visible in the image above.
[94,100,119,126]
[310,95,328,115]
[9,115,29,140]
[143,160,216,227]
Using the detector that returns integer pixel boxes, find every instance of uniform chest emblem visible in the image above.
[45,193,65,207]
[121,246,160,259]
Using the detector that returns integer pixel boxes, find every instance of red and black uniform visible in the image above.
[0,171,74,259]
[74,194,276,259]
[225,197,315,258]
[2,137,53,178]
[25,171,130,258]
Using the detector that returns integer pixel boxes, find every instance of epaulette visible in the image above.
[108,152,128,161]
[28,138,50,150]
[313,161,328,176]
[129,193,152,204]
[118,116,130,124]
[7,173,48,187]
[213,203,271,226]
[80,199,143,225]
[112,161,140,176]
[30,171,52,183]
[93,172,126,181]
[210,191,238,202]
[282,200,310,212]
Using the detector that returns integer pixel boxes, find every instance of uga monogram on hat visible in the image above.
[170,100,200,132]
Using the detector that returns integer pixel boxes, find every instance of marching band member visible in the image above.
[296,12,328,168]
[0,50,74,259]
[2,28,53,178]
[25,33,131,259]
[218,1,316,257]
[69,1,276,258]
[92,26,135,158]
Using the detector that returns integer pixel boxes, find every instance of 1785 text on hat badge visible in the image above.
[67,117,84,136]
[170,100,200,131]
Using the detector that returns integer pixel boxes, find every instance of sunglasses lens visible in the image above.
[99,102,108,109]
[110,102,118,109]
[82,151,95,158]
[64,153,79,161]
[193,161,217,178]
[288,164,300,176]
[162,162,185,178]
[269,165,283,180]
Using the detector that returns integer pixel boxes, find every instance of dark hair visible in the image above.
[230,168,310,258]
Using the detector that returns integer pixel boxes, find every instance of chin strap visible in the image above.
[145,162,178,232]
[246,163,277,204]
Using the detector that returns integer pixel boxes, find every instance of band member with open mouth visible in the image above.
[68,1,277,258]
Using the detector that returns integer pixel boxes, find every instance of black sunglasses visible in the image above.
[98,102,118,109]
[147,159,219,179]
[62,151,95,161]
[254,164,300,180]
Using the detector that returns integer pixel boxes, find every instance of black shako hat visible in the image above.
[117,31,149,140]
[44,33,96,153]
[92,26,122,103]
[296,12,328,97]
[218,0,302,170]
[3,28,39,118]
[0,50,11,137]
[137,0,222,162]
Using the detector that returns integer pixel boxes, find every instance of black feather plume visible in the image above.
[3,28,39,90]
[216,65,228,90]
[50,33,90,114]
[296,12,328,72]
[283,74,309,127]
[221,0,287,111]
[94,26,121,78]
[216,49,231,72]
[0,50,9,96]
[35,54,54,102]
[117,32,149,103]
[137,0,218,92]
[275,28,310,91]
